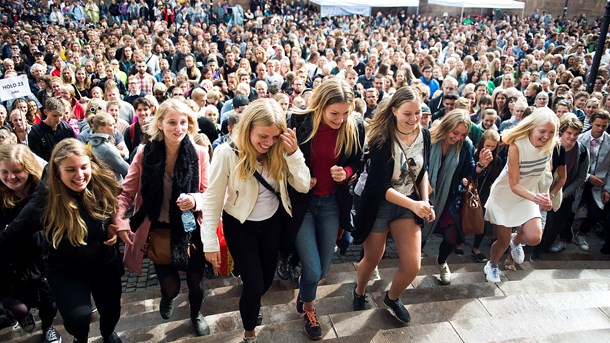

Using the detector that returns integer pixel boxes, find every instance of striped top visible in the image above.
[484,136,552,227]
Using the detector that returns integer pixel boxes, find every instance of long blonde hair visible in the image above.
[233,99,288,181]
[502,107,559,155]
[44,139,120,248]
[295,78,359,157]
[430,109,472,152]
[147,98,198,142]
[0,144,42,208]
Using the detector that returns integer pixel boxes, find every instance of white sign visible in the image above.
[0,75,33,102]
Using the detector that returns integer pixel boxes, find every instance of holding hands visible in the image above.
[281,127,298,155]
[412,201,435,222]
[533,193,552,211]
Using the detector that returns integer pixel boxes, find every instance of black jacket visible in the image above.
[0,184,118,276]
[27,121,75,161]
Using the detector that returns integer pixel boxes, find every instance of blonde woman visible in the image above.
[0,139,122,342]
[484,109,559,282]
[289,78,364,340]
[423,110,493,285]
[202,99,310,343]
[116,98,211,336]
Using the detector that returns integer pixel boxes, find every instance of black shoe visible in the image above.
[256,310,263,326]
[43,326,61,343]
[352,287,368,311]
[472,250,488,263]
[296,297,304,314]
[337,239,349,255]
[302,309,322,340]
[530,250,542,262]
[383,292,410,323]
[103,332,122,343]
[18,311,35,333]
[191,313,210,336]
[288,264,300,281]
[601,245,610,255]
[277,256,290,280]
[159,296,174,319]
[454,247,464,256]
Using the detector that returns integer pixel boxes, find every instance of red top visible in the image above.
[310,124,353,197]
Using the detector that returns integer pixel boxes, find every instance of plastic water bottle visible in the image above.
[178,194,197,233]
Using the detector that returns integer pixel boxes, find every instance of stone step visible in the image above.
[4,260,610,342]
[119,260,357,304]
[97,295,354,342]
[450,307,610,342]
[97,286,610,343]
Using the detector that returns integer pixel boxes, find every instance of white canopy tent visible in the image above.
[427,0,525,22]
[310,0,419,17]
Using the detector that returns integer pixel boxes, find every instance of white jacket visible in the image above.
[201,143,311,252]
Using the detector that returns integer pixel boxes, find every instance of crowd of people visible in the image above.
[0,0,609,342]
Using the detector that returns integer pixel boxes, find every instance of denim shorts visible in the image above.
[371,199,416,232]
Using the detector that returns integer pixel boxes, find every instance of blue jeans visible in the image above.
[295,194,339,302]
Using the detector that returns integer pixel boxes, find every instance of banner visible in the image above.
[320,5,371,17]
[0,75,33,102]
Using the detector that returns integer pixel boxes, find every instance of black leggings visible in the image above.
[223,209,283,331]
[0,278,57,330]
[438,225,459,264]
[578,184,610,234]
[537,197,576,252]
[153,240,206,318]
[47,257,122,341]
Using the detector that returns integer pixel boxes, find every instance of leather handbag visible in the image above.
[460,176,484,235]
[148,229,171,265]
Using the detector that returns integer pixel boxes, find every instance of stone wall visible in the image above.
[419,0,607,19]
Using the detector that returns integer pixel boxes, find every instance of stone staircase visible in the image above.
[3,250,610,343]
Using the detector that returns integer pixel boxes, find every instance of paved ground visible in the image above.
[121,218,608,293]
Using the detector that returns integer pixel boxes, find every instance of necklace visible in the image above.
[397,126,417,136]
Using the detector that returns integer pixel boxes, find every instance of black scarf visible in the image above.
[130,138,199,269]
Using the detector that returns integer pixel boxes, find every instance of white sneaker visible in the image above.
[438,262,451,285]
[510,233,525,264]
[484,261,501,283]
[550,240,566,253]
[370,266,381,281]
[574,235,590,251]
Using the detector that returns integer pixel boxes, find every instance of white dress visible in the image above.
[484,137,550,227]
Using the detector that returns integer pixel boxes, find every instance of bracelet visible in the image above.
[550,193,556,199]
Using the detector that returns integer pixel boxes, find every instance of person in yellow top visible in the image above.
[85,0,100,24]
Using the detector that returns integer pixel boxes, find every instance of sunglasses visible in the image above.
[89,105,104,113]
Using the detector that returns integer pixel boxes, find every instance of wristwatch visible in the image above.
[476,162,486,169]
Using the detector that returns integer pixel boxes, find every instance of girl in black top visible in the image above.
[0,144,60,343]
[0,139,123,343]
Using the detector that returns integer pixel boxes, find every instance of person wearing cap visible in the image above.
[220,94,250,135]
[420,103,432,128]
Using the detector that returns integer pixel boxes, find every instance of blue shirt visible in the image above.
[420,76,440,98]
